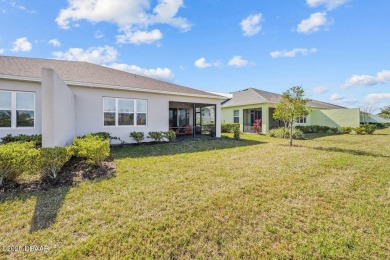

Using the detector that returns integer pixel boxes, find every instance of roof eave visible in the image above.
[0,74,226,100]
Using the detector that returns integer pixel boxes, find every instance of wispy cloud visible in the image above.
[240,13,262,36]
[109,63,174,81]
[329,93,358,105]
[341,70,390,89]
[194,57,221,69]
[48,38,61,47]
[297,12,331,34]
[228,56,249,67]
[270,48,317,58]
[53,45,118,64]
[306,0,349,10]
[116,29,162,45]
[365,93,390,104]
[312,86,329,94]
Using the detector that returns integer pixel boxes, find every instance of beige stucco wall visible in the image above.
[0,79,42,139]
[1,75,222,145]
[71,86,221,143]
[42,69,75,147]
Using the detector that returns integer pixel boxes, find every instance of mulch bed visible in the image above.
[0,157,116,194]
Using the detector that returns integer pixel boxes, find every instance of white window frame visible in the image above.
[103,97,148,127]
[0,90,35,129]
[296,115,307,124]
[233,110,239,123]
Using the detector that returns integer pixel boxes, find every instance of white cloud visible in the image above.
[116,29,162,45]
[330,93,343,100]
[365,93,390,104]
[0,48,4,54]
[377,70,390,82]
[11,37,32,52]
[270,48,317,58]
[341,70,390,89]
[306,0,349,10]
[109,63,173,81]
[240,13,262,36]
[329,93,357,105]
[228,56,249,67]
[55,0,190,44]
[312,86,329,94]
[297,12,330,34]
[194,57,221,69]
[49,38,61,47]
[52,45,118,64]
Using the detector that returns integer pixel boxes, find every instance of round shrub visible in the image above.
[0,142,41,185]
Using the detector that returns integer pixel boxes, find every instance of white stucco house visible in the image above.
[0,56,224,147]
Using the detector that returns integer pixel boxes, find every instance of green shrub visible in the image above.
[40,147,72,180]
[354,126,366,135]
[341,127,353,134]
[268,127,304,140]
[221,123,240,133]
[352,125,377,135]
[130,131,145,143]
[319,126,330,133]
[1,134,42,147]
[295,125,341,134]
[163,130,176,142]
[82,132,120,141]
[233,125,240,140]
[147,131,165,142]
[69,134,110,165]
[0,142,41,185]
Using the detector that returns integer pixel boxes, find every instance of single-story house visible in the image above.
[221,88,360,134]
[0,56,225,147]
[360,113,390,124]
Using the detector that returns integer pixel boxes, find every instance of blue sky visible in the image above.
[0,0,389,110]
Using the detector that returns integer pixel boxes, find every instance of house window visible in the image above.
[0,90,35,128]
[233,110,239,123]
[297,115,307,124]
[103,97,147,126]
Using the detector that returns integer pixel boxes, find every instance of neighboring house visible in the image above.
[0,56,225,147]
[221,88,360,134]
[360,113,390,124]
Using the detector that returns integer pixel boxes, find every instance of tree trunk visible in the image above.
[289,123,293,146]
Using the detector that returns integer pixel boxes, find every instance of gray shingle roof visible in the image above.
[222,88,345,109]
[0,56,223,98]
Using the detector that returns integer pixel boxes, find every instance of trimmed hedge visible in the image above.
[221,123,240,133]
[0,142,41,185]
[69,134,110,165]
[295,125,338,134]
[268,127,305,140]
[1,134,42,147]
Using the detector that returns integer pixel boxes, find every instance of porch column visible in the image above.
[262,105,269,134]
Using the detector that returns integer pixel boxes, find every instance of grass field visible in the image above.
[1,129,389,259]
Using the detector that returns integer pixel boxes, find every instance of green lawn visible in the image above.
[1,129,390,259]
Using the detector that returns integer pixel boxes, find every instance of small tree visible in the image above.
[360,104,376,125]
[378,105,390,119]
[273,86,308,146]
